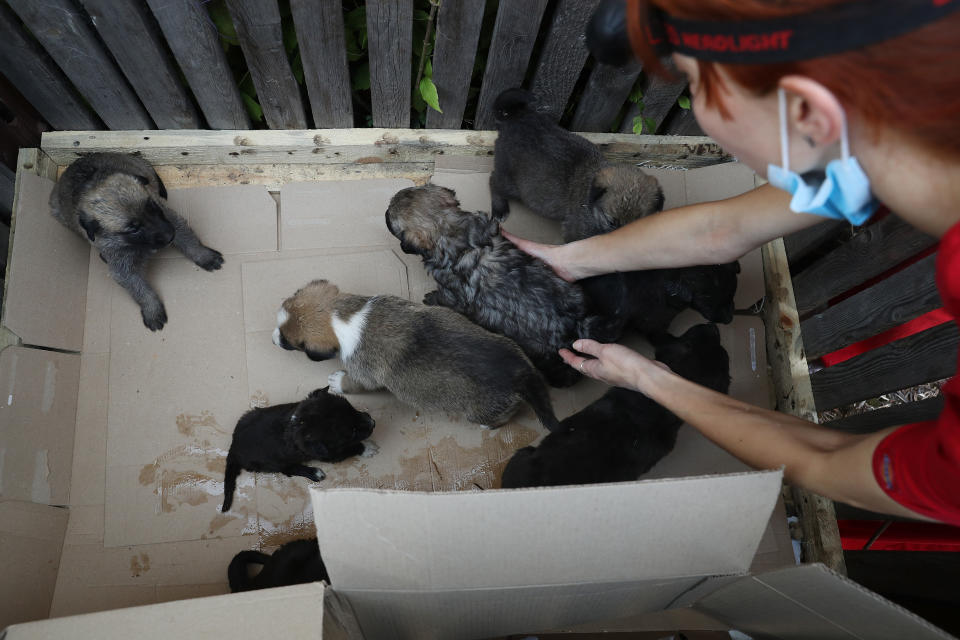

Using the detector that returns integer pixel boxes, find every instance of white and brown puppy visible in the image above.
[273,279,561,431]
[50,152,223,330]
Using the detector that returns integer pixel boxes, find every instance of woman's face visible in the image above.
[672,53,782,179]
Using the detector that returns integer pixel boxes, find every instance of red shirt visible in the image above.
[872,220,960,525]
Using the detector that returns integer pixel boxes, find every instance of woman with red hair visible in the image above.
[507,0,960,525]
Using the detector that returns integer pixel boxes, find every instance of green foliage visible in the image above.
[678,95,691,110]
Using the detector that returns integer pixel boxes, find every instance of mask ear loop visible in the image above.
[839,100,851,162]
[777,87,790,172]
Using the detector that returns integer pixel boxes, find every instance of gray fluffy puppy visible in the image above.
[273,279,561,431]
[386,184,617,388]
[50,153,224,330]
[490,87,664,242]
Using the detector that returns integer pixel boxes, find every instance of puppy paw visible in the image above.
[310,467,327,482]
[195,246,224,271]
[328,370,347,394]
[141,302,168,331]
[422,290,440,305]
[478,424,495,430]
[360,441,379,458]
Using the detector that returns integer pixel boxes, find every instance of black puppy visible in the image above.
[581,262,741,339]
[221,387,375,512]
[228,538,329,592]
[500,324,731,488]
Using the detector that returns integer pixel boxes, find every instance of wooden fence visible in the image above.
[0,0,698,137]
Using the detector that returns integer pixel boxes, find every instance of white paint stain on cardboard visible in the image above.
[32,449,51,503]
[41,360,58,413]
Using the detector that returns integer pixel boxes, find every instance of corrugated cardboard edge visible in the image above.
[2,583,329,640]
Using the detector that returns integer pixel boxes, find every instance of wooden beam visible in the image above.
[79,0,202,129]
[619,62,686,134]
[823,396,945,434]
[146,0,251,129]
[530,0,600,120]
[366,0,413,128]
[0,3,100,131]
[290,0,353,128]
[570,63,642,133]
[810,322,959,411]
[792,215,938,317]
[4,0,151,129]
[225,0,308,129]
[762,237,846,574]
[41,130,729,168]
[426,0,486,130]
[802,254,940,360]
[473,0,548,131]
[783,219,847,265]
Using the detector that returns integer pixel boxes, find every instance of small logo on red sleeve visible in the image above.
[882,453,895,490]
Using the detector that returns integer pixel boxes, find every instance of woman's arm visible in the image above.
[505,183,822,281]
[561,340,938,522]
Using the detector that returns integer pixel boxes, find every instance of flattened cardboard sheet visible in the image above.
[4,173,88,351]
[312,470,782,592]
[695,564,956,640]
[164,185,278,255]
[0,346,79,505]
[0,500,68,629]
[7,583,328,640]
[280,179,415,250]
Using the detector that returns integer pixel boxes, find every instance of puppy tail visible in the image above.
[522,373,561,432]
[228,550,271,593]
[221,454,242,513]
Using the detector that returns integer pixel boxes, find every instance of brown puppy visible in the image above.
[50,153,223,330]
[273,280,561,431]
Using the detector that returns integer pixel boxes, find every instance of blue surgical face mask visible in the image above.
[766,88,880,226]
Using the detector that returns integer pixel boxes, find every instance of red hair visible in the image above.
[627,0,960,158]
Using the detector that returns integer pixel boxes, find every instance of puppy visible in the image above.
[386,184,618,387]
[49,153,224,330]
[581,261,741,337]
[221,387,375,512]
[228,538,329,592]
[273,279,561,431]
[490,87,663,242]
[500,323,731,489]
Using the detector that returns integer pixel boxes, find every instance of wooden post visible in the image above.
[366,0,414,128]
[290,0,354,128]
[426,0,486,130]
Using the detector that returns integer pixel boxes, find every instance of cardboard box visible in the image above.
[1,149,953,639]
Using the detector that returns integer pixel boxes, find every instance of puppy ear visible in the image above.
[77,211,101,242]
[398,230,431,255]
[588,183,607,205]
[308,387,329,398]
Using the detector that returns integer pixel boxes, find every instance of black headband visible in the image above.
[644,0,960,64]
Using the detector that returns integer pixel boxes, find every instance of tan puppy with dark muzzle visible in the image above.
[272,279,561,431]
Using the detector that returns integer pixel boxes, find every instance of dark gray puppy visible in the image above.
[386,184,617,388]
[490,87,664,242]
[221,387,376,512]
[228,538,329,592]
[273,279,561,431]
[49,153,224,331]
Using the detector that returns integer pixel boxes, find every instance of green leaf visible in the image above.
[241,92,263,123]
[635,100,645,112]
[345,6,366,30]
[283,19,298,55]
[632,115,643,135]
[412,84,426,112]
[352,62,370,91]
[413,9,430,20]
[424,57,433,79]
[628,86,644,103]
[643,117,657,133]
[359,28,367,50]
[207,1,238,44]
[419,76,442,113]
[678,95,691,109]
[292,52,304,85]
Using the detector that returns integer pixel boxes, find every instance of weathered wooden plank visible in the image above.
[290,0,353,128]
[823,396,946,435]
[0,4,100,131]
[4,0,150,130]
[146,0,250,129]
[619,64,686,134]
[0,164,13,221]
[426,0,486,130]
[811,323,959,411]
[802,254,941,359]
[530,0,600,120]
[473,0,549,130]
[793,215,938,317]
[42,129,729,168]
[783,219,847,265]
[366,0,413,128]
[79,0,201,129]
[225,0,307,129]
[0,72,47,171]
[661,104,704,136]
[570,63,641,133]
[762,238,845,574]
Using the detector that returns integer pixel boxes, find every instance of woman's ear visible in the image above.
[779,75,845,151]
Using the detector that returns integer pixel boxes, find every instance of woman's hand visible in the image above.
[559,339,667,390]
[500,229,578,282]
